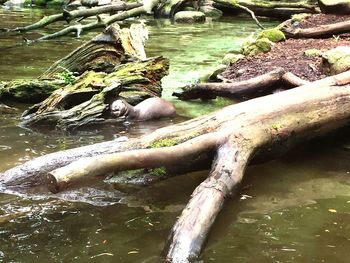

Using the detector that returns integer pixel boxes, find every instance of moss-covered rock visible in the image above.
[222,53,244,65]
[322,46,350,74]
[291,13,312,23]
[318,0,350,14]
[304,49,323,57]
[174,11,206,23]
[257,28,286,43]
[241,37,272,56]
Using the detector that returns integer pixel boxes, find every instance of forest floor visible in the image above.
[222,13,350,82]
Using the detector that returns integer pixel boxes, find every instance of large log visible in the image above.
[3,71,350,262]
[174,69,350,100]
[213,0,318,19]
[282,20,350,39]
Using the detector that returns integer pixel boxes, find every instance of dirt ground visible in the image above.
[222,14,350,83]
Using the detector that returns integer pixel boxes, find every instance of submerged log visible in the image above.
[2,71,350,261]
[21,56,169,130]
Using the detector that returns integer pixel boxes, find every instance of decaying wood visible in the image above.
[21,56,169,130]
[0,79,64,103]
[40,24,148,79]
[283,20,350,39]
[2,70,350,262]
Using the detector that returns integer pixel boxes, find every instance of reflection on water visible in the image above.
[0,7,349,263]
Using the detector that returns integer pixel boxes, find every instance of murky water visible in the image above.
[0,7,349,263]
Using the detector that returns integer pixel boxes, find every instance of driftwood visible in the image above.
[282,19,350,39]
[173,68,311,100]
[2,71,350,261]
[4,3,142,33]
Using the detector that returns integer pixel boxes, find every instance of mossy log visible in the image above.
[282,19,350,39]
[21,56,169,130]
[40,24,149,79]
[2,71,350,261]
[0,79,64,103]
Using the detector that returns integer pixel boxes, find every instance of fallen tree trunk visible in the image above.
[2,71,350,261]
[173,67,286,100]
[213,0,318,19]
[46,77,350,262]
[282,20,350,39]
[174,69,350,100]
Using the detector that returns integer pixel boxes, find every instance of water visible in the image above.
[0,7,349,263]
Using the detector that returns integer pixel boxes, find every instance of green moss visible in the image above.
[304,49,323,57]
[149,138,179,148]
[222,53,244,65]
[257,28,285,43]
[291,13,312,23]
[241,37,272,56]
[149,167,167,176]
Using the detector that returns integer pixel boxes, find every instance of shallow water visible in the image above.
[0,7,349,263]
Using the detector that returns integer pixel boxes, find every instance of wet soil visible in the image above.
[222,38,350,82]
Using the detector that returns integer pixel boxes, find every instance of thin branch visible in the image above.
[37,6,147,41]
[4,3,142,33]
[236,3,265,29]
